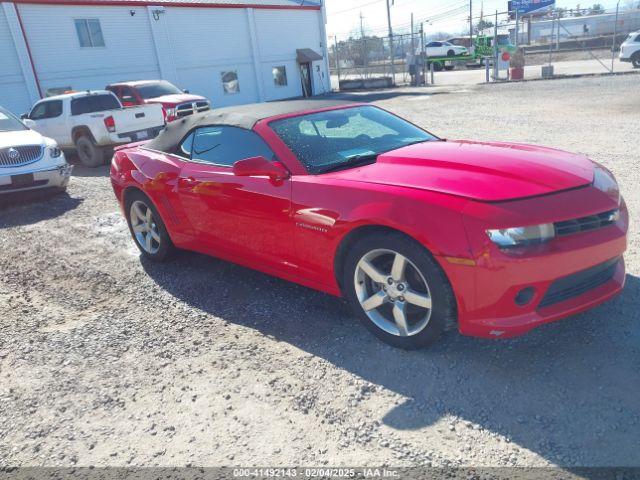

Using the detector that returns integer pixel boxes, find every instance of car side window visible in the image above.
[119,86,137,105]
[188,126,275,167]
[29,103,47,120]
[179,132,194,157]
[29,101,62,120]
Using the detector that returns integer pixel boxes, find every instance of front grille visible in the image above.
[0,145,43,168]
[538,257,619,308]
[554,209,618,237]
[176,101,210,118]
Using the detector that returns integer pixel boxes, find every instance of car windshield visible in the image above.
[137,81,183,99]
[0,107,28,132]
[269,105,437,174]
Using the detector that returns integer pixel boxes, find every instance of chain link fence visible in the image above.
[329,7,640,90]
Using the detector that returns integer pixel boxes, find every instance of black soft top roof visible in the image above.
[146,99,354,153]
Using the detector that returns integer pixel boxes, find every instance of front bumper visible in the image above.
[0,163,73,194]
[441,187,628,339]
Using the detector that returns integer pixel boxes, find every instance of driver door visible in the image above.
[176,126,294,271]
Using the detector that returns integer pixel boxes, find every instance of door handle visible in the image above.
[180,176,199,187]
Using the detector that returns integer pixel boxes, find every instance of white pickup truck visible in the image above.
[23,90,164,167]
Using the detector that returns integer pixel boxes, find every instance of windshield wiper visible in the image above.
[319,154,379,174]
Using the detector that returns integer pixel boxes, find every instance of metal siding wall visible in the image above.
[0,5,32,114]
[16,4,161,94]
[254,9,329,99]
[166,7,260,107]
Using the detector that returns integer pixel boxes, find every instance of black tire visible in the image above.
[632,53,640,68]
[343,232,457,349]
[447,49,455,57]
[433,62,444,72]
[444,65,455,71]
[124,190,175,262]
[75,135,105,168]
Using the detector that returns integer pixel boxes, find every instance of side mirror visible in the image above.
[183,89,190,94]
[21,113,29,120]
[233,156,289,182]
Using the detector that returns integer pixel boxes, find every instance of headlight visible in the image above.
[486,223,555,248]
[48,146,62,158]
[593,163,619,199]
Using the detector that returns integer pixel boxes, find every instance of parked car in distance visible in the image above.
[106,80,210,123]
[23,90,165,167]
[619,30,640,67]
[422,41,468,57]
[0,106,72,195]
[110,101,627,349]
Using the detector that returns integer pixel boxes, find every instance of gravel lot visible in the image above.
[1,74,639,469]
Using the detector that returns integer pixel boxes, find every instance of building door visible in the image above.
[299,62,313,97]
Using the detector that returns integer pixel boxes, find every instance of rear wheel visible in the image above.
[75,135,105,168]
[124,191,174,262]
[343,232,457,349]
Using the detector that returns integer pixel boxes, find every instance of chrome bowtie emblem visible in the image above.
[7,148,20,160]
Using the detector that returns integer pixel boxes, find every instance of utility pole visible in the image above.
[421,22,426,85]
[360,12,368,76]
[469,0,473,53]
[411,12,414,53]
[611,0,620,72]
[386,0,395,85]
[334,35,341,83]
[493,9,498,79]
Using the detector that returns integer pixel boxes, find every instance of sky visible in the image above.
[324,0,626,40]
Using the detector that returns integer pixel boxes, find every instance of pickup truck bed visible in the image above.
[24,90,165,167]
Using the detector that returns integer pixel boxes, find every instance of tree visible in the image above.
[475,19,494,34]
[589,3,605,13]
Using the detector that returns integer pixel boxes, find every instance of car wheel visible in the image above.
[444,65,455,71]
[124,191,174,262]
[433,62,444,71]
[632,53,640,68]
[447,49,455,57]
[75,135,105,168]
[343,232,457,349]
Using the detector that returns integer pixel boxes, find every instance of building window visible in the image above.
[75,19,105,48]
[272,66,288,87]
[221,71,240,95]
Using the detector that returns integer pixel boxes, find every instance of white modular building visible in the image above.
[0,0,330,115]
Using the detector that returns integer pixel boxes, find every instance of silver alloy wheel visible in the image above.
[130,200,161,254]
[354,248,432,337]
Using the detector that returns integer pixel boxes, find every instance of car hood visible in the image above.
[327,140,595,202]
[0,129,45,149]
[144,94,207,106]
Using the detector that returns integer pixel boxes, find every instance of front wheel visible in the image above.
[343,232,457,349]
[632,53,640,68]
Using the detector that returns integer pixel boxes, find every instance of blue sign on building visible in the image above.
[510,0,555,14]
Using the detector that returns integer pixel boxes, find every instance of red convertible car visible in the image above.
[110,100,627,349]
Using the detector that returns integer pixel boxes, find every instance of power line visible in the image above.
[331,1,470,37]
